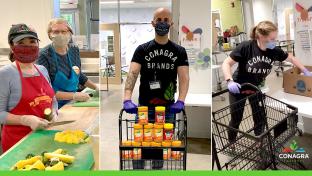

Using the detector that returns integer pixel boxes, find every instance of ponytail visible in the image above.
[250,21,278,40]
[9,51,15,62]
[250,26,257,40]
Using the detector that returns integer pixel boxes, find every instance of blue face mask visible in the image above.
[266,41,276,49]
[155,22,170,36]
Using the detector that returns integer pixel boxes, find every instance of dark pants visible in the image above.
[228,93,266,143]
[133,109,175,170]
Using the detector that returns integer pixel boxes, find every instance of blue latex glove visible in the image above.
[303,68,312,76]
[227,81,241,94]
[170,100,185,114]
[123,100,138,114]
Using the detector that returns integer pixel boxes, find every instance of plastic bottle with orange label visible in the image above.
[133,124,143,142]
[153,124,163,142]
[163,148,171,160]
[143,123,153,142]
[133,148,142,160]
[122,150,133,160]
[172,151,182,160]
[164,123,174,141]
[138,106,148,124]
[155,106,165,124]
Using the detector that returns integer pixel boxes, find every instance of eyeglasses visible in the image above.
[51,30,69,34]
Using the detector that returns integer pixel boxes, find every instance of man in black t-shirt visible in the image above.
[123,8,189,114]
[122,8,189,169]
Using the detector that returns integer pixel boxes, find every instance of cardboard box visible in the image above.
[283,66,312,97]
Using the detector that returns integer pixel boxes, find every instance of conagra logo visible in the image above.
[279,140,309,159]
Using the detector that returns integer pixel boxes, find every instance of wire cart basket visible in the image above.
[212,83,306,170]
[119,108,187,170]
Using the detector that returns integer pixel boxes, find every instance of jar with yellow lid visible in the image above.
[138,106,148,124]
[164,123,174,141]
[133,124,143,142]
[155,106,165,124]
[153,124,163,142]
[143,123,153,142]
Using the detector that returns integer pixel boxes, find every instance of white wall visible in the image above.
[294,0,312,66]
[252,0,274,24]
[0,0,55,48]
[242,0,255,34]
[101,8,158,23]
[275,0,294,40]
[179,0,211,93]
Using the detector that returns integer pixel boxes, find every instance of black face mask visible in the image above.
[155,22,170,36]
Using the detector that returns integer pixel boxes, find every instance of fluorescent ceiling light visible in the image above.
[100,1,135,4]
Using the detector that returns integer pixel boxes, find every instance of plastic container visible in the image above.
[172,151,182,160]
[153,124,163,142]
[133,124,143,142]
[122,150,133,159]
[143,123,153,142]
[164,123,174,141]
[155,106,165,124]
[133,148,141,160]
[163,148,171,160]
[138,106,148,124]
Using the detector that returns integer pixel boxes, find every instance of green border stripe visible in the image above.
[0,171,312,176]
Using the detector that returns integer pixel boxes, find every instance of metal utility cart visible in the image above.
[119,108,187,170]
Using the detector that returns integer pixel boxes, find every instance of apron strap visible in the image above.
[16,61,44,79]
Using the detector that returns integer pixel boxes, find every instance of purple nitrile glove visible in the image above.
[227,81,241,94]
[170,100,185,114]
[123,100,138,114]
[303,68,312,76]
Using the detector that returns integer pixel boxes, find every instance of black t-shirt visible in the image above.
[230,40,288,85]
[131,39,189,106]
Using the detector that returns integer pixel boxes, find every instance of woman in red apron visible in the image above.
[0,24,57,152]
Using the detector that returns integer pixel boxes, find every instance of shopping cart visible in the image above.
[212,83,306,170]
[119,108,187,170]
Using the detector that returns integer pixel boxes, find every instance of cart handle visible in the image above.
[212,83,262,98]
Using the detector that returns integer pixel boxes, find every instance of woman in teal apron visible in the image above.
[38,18,98,108]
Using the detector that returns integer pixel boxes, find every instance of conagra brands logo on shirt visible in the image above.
[279,140,309,159]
